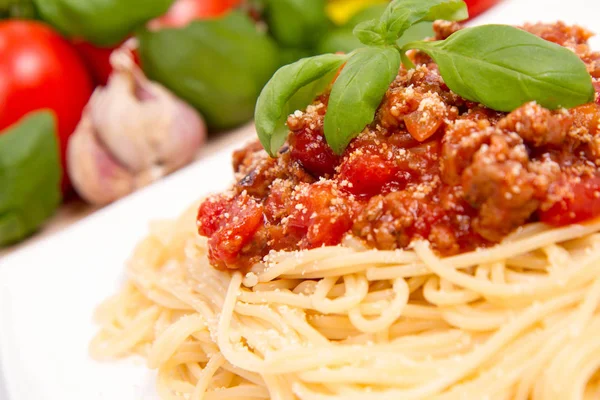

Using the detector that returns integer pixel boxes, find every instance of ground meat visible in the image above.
[433,20,462,40]
[198,21,600,271]
[497,102,572,147]
[461,131,553,240]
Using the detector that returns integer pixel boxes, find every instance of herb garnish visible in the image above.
[255,0,595,157]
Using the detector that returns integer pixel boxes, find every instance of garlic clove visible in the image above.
[67,114,135,205]
[67,43,207,205]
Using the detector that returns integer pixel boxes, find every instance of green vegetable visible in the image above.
[255,53,348,156]
[255,0,596,157]
[138,11,279,130]
[324,47,400,154]
[354,0,466,46]
[33,0,173,46]
[264,0,331,49]
[0,0,38,19]
[0,111,61,247]
[405,25,595,111]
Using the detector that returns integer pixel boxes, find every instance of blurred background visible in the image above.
[0,0,599,253]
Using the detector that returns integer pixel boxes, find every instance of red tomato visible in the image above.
[465,0,502,18]
[72,40,116,86]
[0,21,94,191]
[151,0,242,28]
[539,176,600,226]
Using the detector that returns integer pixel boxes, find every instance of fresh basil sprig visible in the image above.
[0,111,61,247]
[255,0,595,157]
[354,0,467,46]
[404,25,595,111]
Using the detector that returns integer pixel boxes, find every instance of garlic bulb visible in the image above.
[68,45,206,205]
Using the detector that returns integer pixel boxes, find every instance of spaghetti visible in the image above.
[90,203,600,399]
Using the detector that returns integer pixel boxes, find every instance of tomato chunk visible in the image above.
[290,127,339,178]
[287,183,354,248]
[197,195,230,236]
[539,176,600,225]
[338,153,409,198]
[200,194,264,268]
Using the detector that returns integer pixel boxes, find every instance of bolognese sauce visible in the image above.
[198,21,600,271]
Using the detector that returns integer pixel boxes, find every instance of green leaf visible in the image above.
[138,11,279,130]
[264,0,331,49]
[255,53,348,157]
[406,25,595,111]
[379,0,467,44]
[33,0,173,46]
[353,19,386,46]
[320,12,433,55]
[324,47,400,154]
[0,111,61,247]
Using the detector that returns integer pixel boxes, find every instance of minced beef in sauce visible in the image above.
[198,21,600,271]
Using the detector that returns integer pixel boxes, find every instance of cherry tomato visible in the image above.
[0,21,94,192]
[465,0,501,18]
[150,0,242,29]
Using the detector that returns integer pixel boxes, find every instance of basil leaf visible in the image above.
[324,47,400,154]
[321,11,433,54]
[353,19,386,46]
[138,11,279,130]
[255,53,348,156]
[33,0,173,46]
[0,111,61,247]
[264,0,330,49]
[407,25,595,111]
[380,0,467,44]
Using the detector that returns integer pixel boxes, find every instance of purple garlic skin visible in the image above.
[68,46,206,205]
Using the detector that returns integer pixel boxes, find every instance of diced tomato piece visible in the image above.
[197,195,230,236]
[338,153,408,198]
[288,183,354,248]
[206,195,264,267]
[539,176,600,225]
[290,127,339,177]
[404,109,443,142]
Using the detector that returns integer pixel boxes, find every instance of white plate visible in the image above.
[0,136,247,400]
[1,1,600,399]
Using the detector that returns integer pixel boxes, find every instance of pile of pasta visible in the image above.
[91,203,600,399]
